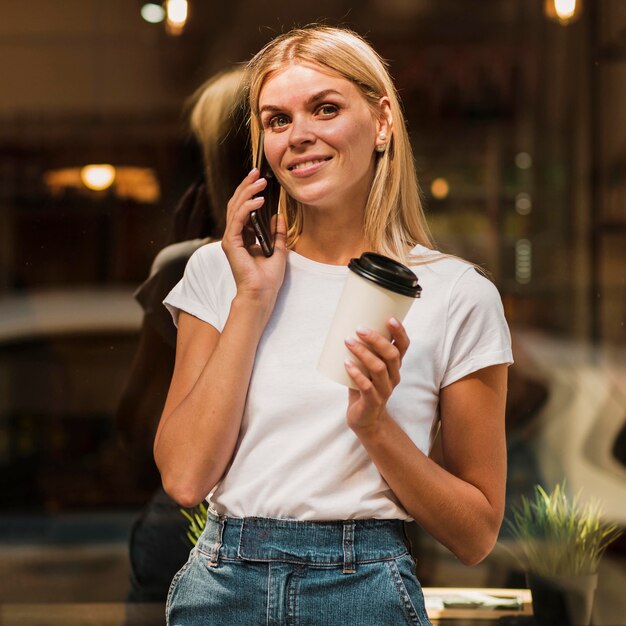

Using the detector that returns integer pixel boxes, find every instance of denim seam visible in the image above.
[217,551,409,567]
[387,558,423,626]
[237,519,246,559]
[266,562,272,626]
[228,516,404,531]
[342,521,356,574]
[207,518,224,567]
[165,548,196,626]
[286,568,301,626]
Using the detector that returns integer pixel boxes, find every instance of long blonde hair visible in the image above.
[246,26,434,263]
[187,67,250,236]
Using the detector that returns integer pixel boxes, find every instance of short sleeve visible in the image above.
[440,268,513,387]
[162,244,229,331]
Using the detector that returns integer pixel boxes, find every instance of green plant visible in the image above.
[180,502,208,546]
[506,481,622,576]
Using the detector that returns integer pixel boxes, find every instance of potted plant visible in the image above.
[506,481,622,625]
[180,502,208,546]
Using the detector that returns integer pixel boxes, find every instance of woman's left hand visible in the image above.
[344,318,410,433]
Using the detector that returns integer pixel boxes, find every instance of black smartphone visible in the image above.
[250,131,281,257]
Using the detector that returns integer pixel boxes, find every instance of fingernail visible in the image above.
[344,359,356,369]
[356,325,370,335]
[248,168,258,175]
[389,317,400,328]
[345,336,357,346]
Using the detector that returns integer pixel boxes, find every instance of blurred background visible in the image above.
[0,0,624,624]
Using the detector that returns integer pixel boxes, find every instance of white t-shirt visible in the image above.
[164,242,513,520]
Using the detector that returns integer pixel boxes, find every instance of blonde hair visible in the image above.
[246,26,434,263]
[188,67,250,235]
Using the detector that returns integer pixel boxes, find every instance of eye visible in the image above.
[316,103,338,117]
[267,114,290,129]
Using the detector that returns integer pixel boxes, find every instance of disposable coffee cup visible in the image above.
[318,252,422,389]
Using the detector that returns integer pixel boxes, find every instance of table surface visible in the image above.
[424,587,533,622]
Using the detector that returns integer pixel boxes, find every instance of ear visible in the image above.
[375,96,393,150]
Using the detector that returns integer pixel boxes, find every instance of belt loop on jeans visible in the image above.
[207,517,224,567]
[342,521,356,574]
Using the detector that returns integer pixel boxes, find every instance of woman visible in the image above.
[156,26,513,625]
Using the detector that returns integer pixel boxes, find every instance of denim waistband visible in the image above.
[195,510,411,574]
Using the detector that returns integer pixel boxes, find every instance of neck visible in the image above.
[292,204,369,265]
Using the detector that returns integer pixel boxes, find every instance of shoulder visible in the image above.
[183,240,230,276]
[408,245,503,311]
[149,238,211,276]
[135,239,209,310]
[408,244,487,285]
[162,240,234,330]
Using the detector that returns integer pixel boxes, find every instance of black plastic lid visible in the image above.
[348,252,422,298]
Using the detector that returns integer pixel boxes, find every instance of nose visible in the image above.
[288,113,315,148]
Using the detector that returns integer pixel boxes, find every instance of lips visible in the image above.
[287,156,332,171]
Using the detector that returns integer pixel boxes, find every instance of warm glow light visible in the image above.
[80,164,116,191]
[166,0,188,35]
[167,0,187,23]
[431,177,450,200]
[515,152,533,170]
[141,3,165,24]
[45,166,160,203]
[114,167,161,203]
[544,0,582,25]
[555,0,577,20]
[515,192,532,215]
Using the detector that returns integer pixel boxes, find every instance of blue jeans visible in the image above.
[167,510,432,625]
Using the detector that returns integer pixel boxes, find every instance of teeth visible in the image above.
[291,159,326,171]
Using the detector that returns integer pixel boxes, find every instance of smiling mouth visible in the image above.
[288,157,332,171]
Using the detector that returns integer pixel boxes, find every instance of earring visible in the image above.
[378,133,387,141]
[376,144,386,153]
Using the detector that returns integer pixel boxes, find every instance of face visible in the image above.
[258,62,390,214]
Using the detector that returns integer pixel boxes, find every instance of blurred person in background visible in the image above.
[115,66,250,604]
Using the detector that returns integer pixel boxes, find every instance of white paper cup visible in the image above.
[318,253,421,389]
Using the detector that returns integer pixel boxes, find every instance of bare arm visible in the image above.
[153,298,273,507]
[345,323,507,565]
[153,169,287,507]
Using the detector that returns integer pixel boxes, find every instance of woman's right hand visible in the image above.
[221,168,287,305]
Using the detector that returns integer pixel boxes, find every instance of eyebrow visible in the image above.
[259,89,343,115]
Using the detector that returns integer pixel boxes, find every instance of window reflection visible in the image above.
[0,1,624,625]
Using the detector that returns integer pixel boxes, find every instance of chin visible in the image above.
[294,197,335,212]
[286,182,338,209]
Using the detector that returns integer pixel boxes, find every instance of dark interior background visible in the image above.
[0,1,624,623]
